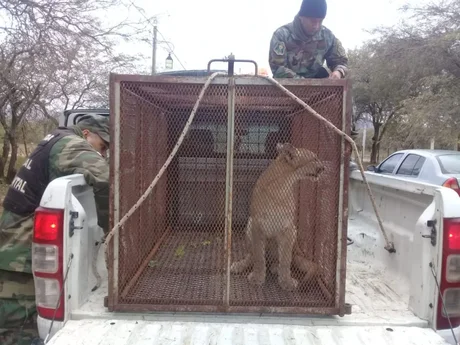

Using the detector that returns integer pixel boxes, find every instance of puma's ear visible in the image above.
[276,143,295,162]
[275,143,282,152]
[276,142,294,153]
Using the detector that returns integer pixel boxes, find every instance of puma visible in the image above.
[231,143,325,291]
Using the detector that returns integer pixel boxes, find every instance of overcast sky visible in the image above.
[113,0,423,74]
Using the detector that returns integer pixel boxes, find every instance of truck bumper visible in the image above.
[37,315,65,342]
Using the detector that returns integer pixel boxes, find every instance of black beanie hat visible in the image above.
[298,0,327,18]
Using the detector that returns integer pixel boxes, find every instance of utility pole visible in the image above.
[362,127,367,161]
[151,17,158,75]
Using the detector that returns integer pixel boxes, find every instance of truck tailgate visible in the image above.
[46,320,449,345]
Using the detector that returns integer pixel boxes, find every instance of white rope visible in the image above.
[262,75,395,253]
[102,71,224,254]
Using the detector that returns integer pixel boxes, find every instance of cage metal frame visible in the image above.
[107,72,352,316]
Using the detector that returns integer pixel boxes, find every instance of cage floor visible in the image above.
[121,230,331,308]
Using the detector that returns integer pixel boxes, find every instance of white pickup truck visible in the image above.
[31,71,460,345]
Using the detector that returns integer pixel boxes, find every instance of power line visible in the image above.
[126,0,186,70]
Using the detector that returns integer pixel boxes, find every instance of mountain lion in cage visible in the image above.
[231,143,325,291]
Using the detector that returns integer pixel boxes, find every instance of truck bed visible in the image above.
[42,170,459,344]
[72,216,425,328]
[46,215,444,345]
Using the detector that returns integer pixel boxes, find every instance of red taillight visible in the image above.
[33,207,65,321]
[443,178,460,195]
[437,218,460,330]
[34,208,63,241]
[448,223,460,250]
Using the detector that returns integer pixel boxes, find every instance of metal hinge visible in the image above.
[69,211,83,237]
[422,219,437,246]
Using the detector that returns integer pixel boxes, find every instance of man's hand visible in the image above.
[329,71,342,79]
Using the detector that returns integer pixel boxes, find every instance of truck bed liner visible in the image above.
[73,217,426,328]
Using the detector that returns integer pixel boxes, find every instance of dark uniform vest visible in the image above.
[3,127,75,216]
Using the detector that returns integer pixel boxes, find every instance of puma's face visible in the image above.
[276,143,325,180]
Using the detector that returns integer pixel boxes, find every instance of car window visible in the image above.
[412,156,426,176]
[187,122,280,155]
[378,153,404,174]
[396,154,426,176]
[436,154,460,174]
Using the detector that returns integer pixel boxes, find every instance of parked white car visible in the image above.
[367,149,460,195]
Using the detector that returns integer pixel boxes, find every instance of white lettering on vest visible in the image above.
[43,134,55,142]
[11,176,27,194]
[23,158,33,170]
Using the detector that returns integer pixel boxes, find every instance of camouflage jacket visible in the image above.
[269,15,348,79]
[0,126,109,275]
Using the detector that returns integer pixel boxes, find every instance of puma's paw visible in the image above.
[279,276,298,291]
[230,258,251,273]
[248,271,265,286]
[230,261,244,273]
[270,263,278,275]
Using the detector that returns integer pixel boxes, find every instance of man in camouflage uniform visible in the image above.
[0,115,110,344]
[269,0,348,79]
[269,0,359,142]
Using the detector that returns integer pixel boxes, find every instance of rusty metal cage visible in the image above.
[107,71,351,316]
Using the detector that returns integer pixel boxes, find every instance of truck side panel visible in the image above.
[35,175,105,341]
[349,170,460,343]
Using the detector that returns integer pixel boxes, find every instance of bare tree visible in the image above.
[35,45,144,125]
[0,0,149,182]
[349,43,409,163]
[350,0,460,162]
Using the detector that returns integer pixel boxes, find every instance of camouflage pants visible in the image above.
[0,209,39,345]
[0,270,38,345]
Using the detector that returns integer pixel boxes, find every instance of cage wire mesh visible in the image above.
[108,75,350,315]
